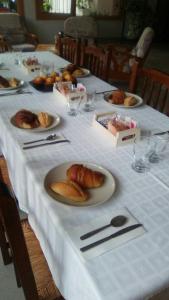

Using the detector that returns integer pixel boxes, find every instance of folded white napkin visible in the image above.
[65,208,146,260]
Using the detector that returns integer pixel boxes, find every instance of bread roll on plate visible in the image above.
[38,112,52,128]
[50,180,89,202]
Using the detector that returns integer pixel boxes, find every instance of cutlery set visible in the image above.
[0,89,32,97]
[23,139,70,150]
[80,223,143,252]
[22,133,70,149]
[79,213,143,252]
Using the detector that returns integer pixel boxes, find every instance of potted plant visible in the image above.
[42,0,52,12]
[76,0,91,16]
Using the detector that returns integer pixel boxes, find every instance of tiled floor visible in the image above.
[0,42,169,300]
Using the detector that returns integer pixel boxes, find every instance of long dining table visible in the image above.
[1,51,169,300]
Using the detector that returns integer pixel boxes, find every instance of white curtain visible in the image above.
[50,0,71,13]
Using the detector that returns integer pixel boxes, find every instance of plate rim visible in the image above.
[104,91,143,108]
[10,110,60,132]
[44,161,116,207]
[0,78,24,91]
[74,68,90,78]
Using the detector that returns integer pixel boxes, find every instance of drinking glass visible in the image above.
[148,133,169,163]
[67,87,81,116]
[132,136,151,173]
[83,90,96,112]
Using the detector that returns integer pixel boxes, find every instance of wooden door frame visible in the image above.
[16,0,24,16]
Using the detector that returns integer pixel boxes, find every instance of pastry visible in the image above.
[38,112,52,128]
[67,164,105,189]
[72,68,84,77]
[108,90,125,105]
[50,180,89,202]
[14,109,39,129]
[0,76,10,88]
[9,78,19,88]
[124,96,137,106]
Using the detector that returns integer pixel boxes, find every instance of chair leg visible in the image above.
[13,259,22,287]
[0,218,12,265]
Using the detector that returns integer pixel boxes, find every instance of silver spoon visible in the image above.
[80,215,128,240]
[23,133,58,145]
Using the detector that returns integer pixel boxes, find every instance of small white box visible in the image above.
[53,83,87,103]
[22,60,41,73]
[93,112,140,147]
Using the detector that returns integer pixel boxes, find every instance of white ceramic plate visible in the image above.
[73,68,90,78]
[60,67,90,78]
[44,161,116,207]
[104,92,143,108]
[0,78,24,91]
[10,111,61,133]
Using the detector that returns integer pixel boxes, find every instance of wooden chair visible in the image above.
[80,44,111,81]
[56,33,81,65]
[130,62,169,114]
[104,27,154,89]
[0,13,38,52]
[0,162,64,300]
[0,37,11,53]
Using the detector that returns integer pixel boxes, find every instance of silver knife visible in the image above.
[154,131,169,136]
[80,223,143,252]
[23,139,70,150]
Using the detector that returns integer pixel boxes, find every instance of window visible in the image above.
[36,0,123,20]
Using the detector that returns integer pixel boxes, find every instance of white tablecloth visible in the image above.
[1,52,169,300]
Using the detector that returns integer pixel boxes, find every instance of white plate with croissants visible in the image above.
[10,109,60,132]
[0,76,24,91]
[44,162,116,207]
[104,90,143,108]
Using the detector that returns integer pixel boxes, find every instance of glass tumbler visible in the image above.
[132,136,151,173]
[148,133,169,163]
[83,90,96,112]
[67,88,81,116]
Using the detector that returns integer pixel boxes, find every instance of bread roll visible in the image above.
[14,109,39,129]
[38,112,52,128]
[50,180,89,202]
[0,76,9,88]
[124,96,137,106]
[109,90,125,105]
[67,164,105,189]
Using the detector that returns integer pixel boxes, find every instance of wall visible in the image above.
[23,0,124,43]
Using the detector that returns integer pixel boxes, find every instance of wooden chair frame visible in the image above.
[130,62,169,114]
[80,44,111,81]
[56,34,81,65]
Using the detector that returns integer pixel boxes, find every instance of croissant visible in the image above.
[66,164,105,189]
[50,180,89,202]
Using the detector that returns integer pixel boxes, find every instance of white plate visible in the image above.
[60,67,90,78]
[10,111,61,133]
[0,78,24,91]
[73,68,90,78]
[44,161,116,207]
[104,92,143,108]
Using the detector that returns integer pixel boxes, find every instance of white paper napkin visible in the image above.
[65,208,146,260]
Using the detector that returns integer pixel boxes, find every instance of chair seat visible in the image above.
[21,219,63,300]
[12,43,36,52]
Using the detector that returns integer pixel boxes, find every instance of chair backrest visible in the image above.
[56,34,81,65]
[64,16,98,44]
[131,27,154,60]
[130,62,169,114]
[0,178,39,300]
[80,45,110,81]
[0,13,27,45]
